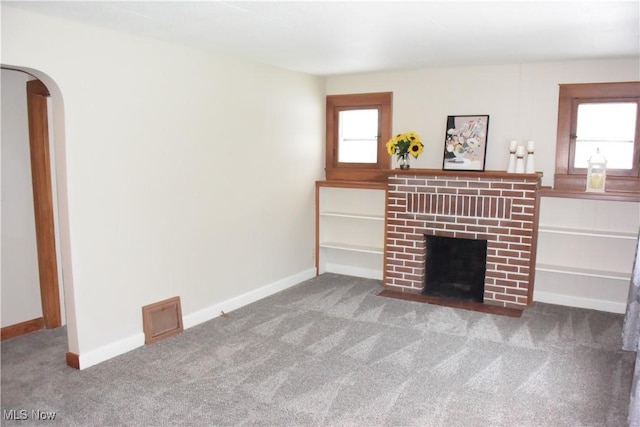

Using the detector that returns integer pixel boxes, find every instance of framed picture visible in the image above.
[442,115,489,171]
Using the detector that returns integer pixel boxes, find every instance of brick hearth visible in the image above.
[384,170,542,309]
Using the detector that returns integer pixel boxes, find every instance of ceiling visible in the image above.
[5,1,640,76]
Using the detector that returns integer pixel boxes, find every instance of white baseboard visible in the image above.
[77,268,316,370]
[533,290,626,314]
[325,263,382,280]
[182,267,316,328]
[79,333,145,370]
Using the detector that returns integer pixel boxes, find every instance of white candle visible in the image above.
[516,146,525,157]
[509,140,517,151]
[527,140,535,151]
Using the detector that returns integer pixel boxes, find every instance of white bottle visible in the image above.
[507,140,517,173]
[525,140,535,173]
[515,145,525,173]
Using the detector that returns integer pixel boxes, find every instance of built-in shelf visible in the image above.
[319,211,385,221]
[533,196,639,313]
[316,181,386,279]
[538,226,638,240]
[318,242,384,255]
[536,263,631,281]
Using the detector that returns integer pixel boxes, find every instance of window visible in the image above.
[573,102,637,171]
[326,92,392,181]
[555,82,640,193]
[337,109,379,163]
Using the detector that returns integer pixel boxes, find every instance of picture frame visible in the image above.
[442,115,489,171]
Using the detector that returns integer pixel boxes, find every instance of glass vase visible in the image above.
[399,152,410,170]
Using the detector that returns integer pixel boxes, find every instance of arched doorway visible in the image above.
[1,68,66,342]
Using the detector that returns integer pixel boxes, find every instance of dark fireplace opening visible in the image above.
[423,235,487,303]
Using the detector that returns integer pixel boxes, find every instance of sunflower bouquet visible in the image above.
[386,131,424,160]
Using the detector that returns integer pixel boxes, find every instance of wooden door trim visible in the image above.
[26,79,61,329]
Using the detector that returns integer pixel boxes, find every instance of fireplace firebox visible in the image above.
[423,235,487,303]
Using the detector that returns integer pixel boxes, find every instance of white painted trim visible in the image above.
[77,268,316,369]
[79,333,145,370]
[533,290,626,314]
[183,268,316,328]
[325,263,382,280]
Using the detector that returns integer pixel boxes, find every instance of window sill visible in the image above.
[553,173,640,195]
[539,186,640,202]
[325,167,389,182]
[316,179,387,190]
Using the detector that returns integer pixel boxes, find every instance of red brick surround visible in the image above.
[384,170,542,309]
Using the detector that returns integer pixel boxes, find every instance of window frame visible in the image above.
[325,92,392,181]
[568,97,639,177]
[555,82,640,193]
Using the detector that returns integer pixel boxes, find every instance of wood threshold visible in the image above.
[1,317,44,341]
[378,290,523,318]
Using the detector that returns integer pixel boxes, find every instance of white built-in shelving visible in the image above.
[318,241,384,255]
[534,195,640,313]
[319,211,385,221]
[537,225,637,240]
[535,263,630,281]
[315,181,386,280]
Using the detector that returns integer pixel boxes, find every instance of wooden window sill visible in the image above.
[538,187,640,202]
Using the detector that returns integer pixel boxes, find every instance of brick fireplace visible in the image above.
[384,170,542,310]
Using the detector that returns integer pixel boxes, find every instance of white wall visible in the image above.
[1,69,43,327]
[326,59,639,187]
[1,6,324,367]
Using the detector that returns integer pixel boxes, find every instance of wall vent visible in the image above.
[142,296,183,345]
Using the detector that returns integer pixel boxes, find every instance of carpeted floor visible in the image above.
[1,273,634,426]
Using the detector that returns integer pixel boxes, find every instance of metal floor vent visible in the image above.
[142,296,183,345]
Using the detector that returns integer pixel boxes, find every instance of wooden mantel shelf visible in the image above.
[385,168,543,181]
